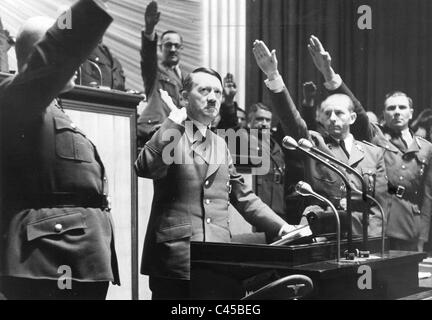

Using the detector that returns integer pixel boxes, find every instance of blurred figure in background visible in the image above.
[76,40,126,90]
[411,109,432,142]
[0,17,14,73]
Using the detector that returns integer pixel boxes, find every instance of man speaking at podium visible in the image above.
[135,67,295,299]
[253,40,388,238]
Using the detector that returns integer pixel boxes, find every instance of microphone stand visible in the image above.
[296,182,341,262]
[298,138,370,257]
[282,136,356,259]
[352,187,386,257]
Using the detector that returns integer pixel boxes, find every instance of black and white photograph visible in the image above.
[1,0,432,304]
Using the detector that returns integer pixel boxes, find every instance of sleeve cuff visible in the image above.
[264,75,285,93]
[323,74,342,90]
[143,30,156,41]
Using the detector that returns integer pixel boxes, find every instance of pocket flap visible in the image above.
[26,212,87,241]
[156,223,192,243]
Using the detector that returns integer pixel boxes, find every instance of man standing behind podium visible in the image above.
[253,40,388,238]
[135,67,294,299]
[0,0,119,299]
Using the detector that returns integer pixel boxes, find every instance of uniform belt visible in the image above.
[387,183,419,204]
[22,193,111,211]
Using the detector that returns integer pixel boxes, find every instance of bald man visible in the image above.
[253,40,388,239]
[0,0,119,300]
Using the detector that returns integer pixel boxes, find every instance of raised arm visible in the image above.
[2,0,112,122]
[307,35,375,142]
[140,0,160,96]
[252,40,310,141]
[135,89,187,179]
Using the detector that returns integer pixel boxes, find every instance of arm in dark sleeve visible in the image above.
[218,101,238,129]
[135,117,185,179]
[140,32,158,97]
[300,103,317,132]
[269,87,311,142]
[2,0,112,121]
[228,149,286,237]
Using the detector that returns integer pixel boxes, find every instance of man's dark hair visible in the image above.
[160,30,183,43]
[249,102,271,114]
[385,91,413,109]
[182,67,223,92]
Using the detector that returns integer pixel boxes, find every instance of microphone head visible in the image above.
[298,138,313,150]
[282,136,298,150]
[295,181,314,196]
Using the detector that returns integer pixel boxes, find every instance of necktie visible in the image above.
[339,140,350,159]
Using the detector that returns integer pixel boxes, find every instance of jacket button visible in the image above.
[399,176,404,181]
[204,180,209,187]
[205,199,211,205]
[206,218,211,224]
[54,224,63,233]
[401,165,406,169]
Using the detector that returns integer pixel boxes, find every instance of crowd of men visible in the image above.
[1,0,432,300]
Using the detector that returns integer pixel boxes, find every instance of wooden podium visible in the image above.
[191,238,427,300]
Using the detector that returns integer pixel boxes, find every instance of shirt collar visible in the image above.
[184,118,209,143]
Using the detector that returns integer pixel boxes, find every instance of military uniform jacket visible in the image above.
[333,82,432,241]
[78,42,126,90]
[135,119,286,280]
[137,33,187,146]
[269,87,388,237]
[0,0,119,283]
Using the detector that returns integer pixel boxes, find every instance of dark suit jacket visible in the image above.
[135,119,286,280]
[137,33,187,146]
[0,0,119,284]
[269,87,388,237]
[332,82,432,242]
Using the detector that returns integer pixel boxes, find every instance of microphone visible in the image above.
[282,135,356,259]
[295,181,341,262]
[298,138,370,257]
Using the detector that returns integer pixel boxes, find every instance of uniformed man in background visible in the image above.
[308,35,432,251]
[253,39,388,238]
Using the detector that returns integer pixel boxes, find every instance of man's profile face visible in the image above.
[383,95,413,132]
[160,32,182,67]
[250,108,272,129]
[320,94,356,140]
[184,72,222,125]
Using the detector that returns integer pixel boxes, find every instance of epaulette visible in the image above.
[361,140,380,149]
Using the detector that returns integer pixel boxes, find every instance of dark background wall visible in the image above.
[246,0,432,120]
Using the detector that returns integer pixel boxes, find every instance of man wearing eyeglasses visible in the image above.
[137,1,187,147]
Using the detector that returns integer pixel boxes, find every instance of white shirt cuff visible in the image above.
[264,75,285,93]
[323,74,342,90]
